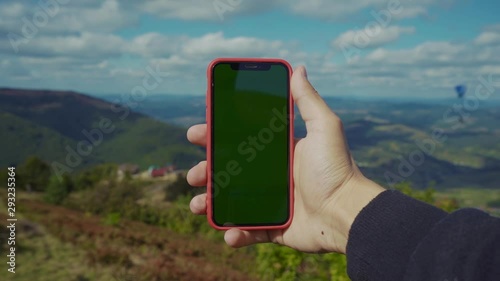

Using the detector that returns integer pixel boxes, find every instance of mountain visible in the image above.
[342,118,500,189]
[0,88,204,169]
[120,94,500,190]
[4,88,497,189]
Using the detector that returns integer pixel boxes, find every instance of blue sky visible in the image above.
[1,0,499,98]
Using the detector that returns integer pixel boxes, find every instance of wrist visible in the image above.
[322,173,385,254]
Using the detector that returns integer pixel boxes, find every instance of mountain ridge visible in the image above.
[0,88,203,170]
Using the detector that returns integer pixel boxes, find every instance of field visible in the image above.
[3,169,495,281]
[0,190,258,281]
[1,89,499,280]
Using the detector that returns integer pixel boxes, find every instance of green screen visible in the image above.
[211,62,290,226]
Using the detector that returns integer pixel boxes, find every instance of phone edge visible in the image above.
[206,57,294,231]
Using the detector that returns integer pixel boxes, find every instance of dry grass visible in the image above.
[0,197,258,281]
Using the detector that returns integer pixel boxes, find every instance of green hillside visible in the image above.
[0,88,203,169]
[0,111,75,164]
[118,94,500,190]
[344,118,500,189]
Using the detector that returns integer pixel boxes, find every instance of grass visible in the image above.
[0,193,117,281]
[0,192,258,281]
[2,180,499,281]
[0,217,118,281]
[436,187,500,217]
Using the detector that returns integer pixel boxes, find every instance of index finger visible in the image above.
[187,124,207,146]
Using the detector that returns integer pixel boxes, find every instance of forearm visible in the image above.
[345,190,447,280]
[344,190,500,281]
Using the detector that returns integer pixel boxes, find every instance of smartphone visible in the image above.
[206,58,294,230]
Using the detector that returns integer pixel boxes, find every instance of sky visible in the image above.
[1,0,500,98]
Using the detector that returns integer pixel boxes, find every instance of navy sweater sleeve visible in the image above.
[346,190,500,281]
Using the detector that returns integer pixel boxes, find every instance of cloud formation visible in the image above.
[332,26,415,49]
[0,0,498,98]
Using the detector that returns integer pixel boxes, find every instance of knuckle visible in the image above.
[325,112,342,127]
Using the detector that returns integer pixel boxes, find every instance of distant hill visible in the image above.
[0,88,203,170]
[119,94,500,190]
[342,118,500,189]
[6,88,496,189]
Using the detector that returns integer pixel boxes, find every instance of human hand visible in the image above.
[186,66,384,254]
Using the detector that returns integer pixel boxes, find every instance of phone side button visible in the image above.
[205,91,209,121]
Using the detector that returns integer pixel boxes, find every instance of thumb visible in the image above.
[291,66,335,125]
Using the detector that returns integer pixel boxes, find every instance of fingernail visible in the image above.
[301,66,308,78]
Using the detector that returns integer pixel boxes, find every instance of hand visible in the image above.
[186,66,384,254]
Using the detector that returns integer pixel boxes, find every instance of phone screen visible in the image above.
[211,62,290,226]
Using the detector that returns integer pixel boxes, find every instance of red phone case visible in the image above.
[206,58,294,230]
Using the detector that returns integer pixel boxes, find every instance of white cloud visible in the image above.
[0,32,127,59]
[142,32,291,94]
[324,38,500,97]
[140,0,282,21]
[0,0,442,32]
[0,58,31,79]
[2,27,499,98]
[474,31,500,46]
[332,26,415,49]
[54,0,138,33]
[290,0,439,21]
[363,41,465,65]
[181,32,284,57]
[392,6,427,20]
[0,29,297,95]
[291,0,387,20]
[127,33,182,57]
[0,2,25,18]
[0,0,138,37]
[141,0,217,21]
[0,0,496,98]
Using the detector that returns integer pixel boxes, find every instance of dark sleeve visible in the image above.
[346,190,500,281]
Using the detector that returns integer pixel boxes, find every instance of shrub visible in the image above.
[256,244,350,281]
[256,244,304,281]
[435,198,460,213]
[79,179,142,215]
[487,199,500,208]
[103,212,121,227]
[44,174,74,205]
[18,156,52,191]
[74,163,117,191]
[393,181,435,204]
[164,174,200,201]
